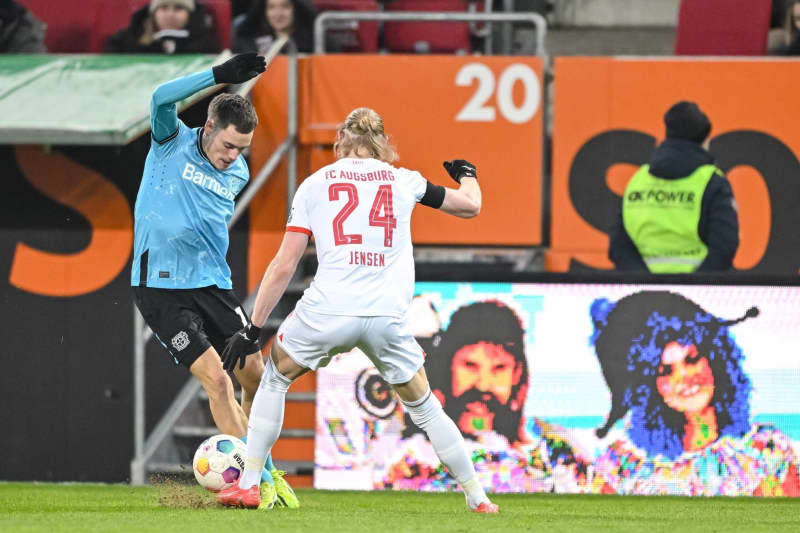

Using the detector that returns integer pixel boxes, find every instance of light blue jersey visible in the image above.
[131,69,249,289]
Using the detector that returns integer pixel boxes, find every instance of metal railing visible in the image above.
[314,11,548,59]
[130,42,299,485]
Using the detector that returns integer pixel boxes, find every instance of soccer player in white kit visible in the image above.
[217,107,498,513]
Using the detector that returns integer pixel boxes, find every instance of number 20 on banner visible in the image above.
[455,63,540,124]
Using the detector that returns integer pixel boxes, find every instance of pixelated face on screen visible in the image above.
[431,301,528,443]
[656,341,715,414]
[451,341,520,403]
[591,290,754,459]
[450,341,522,435]
[317,282,800,496]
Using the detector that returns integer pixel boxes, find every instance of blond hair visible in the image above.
[333,108,398,163]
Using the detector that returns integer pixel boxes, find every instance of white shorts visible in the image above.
[275,304,424,385]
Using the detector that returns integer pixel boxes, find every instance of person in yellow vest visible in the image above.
[609,101,739,273]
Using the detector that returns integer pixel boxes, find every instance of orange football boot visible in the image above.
[216,485,260,509]
[472,502,500,514]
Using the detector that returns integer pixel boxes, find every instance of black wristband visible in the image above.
[245,323,262,341]
[420,181,446,209]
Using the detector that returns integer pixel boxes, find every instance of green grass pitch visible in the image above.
[2,482,800,533]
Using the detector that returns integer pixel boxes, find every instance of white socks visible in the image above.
[237,366,490,509]
[238,356,292,489]
[402,390,490,509]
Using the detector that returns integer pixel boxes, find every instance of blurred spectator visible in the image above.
[232,0,315,54]
[0,0,46,53]
[771,0,788,28]
[106,0,219,54]
[775,0,800,54]
[230,0,252,19]
[609,101,739,273]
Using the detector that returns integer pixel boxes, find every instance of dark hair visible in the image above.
[438,300,527,374]
[426,300,528,443]
[590,291,754,459]
[240,0,316,51]
[207,93,258,133]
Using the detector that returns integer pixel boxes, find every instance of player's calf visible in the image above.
[400,388,494,512]
[191,350,248,436]
[234,351,265,417]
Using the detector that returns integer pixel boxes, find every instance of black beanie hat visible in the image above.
[664,101,711,143]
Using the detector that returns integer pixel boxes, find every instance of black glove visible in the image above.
[221,323,262,371]
[212,52,267,85]
[442,159,477,184]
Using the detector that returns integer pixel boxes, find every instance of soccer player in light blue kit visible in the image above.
[131,53,297,509]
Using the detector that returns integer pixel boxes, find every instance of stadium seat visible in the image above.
[24,0,229,53]
[384,0,471,54]
[675,0,772,55]
[313,0,379,53]
[198,0,231,50]
[89,0,149,53]
[22,0,104,52]
[89,0,230,53]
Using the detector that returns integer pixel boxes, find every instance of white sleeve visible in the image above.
[406,170,428,203]
[286,181,311,236]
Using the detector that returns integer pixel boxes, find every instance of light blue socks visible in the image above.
[241,435,274,484]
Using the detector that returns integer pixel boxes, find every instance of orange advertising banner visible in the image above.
[249,55,543,289]
[306,55,543,247]
[249,57,317,290]
[550,57,800,274]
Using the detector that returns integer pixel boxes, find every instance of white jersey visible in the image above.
[287,157,429,318]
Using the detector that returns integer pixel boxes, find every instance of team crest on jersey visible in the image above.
[171,331,190,351]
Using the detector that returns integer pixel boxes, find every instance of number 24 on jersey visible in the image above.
[329,183,397,247]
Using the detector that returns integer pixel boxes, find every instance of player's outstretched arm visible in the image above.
[439,159,481,218]
[221,231,308,371]
[251,231,308,327]
[150,53,266,143]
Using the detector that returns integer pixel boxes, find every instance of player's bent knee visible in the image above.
[392,369,431,404]
[270,341,306,381]
[401,389,442,428]
[190,349,236,395]
[245,351,265,376]
[236,352,264,392]
[197,366,234,402]
[260,354,293,393]
[212,373,235,400]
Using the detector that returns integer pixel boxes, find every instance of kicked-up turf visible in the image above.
[2,482,800,533]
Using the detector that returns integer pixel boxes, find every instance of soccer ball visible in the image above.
[192,434,247,492]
